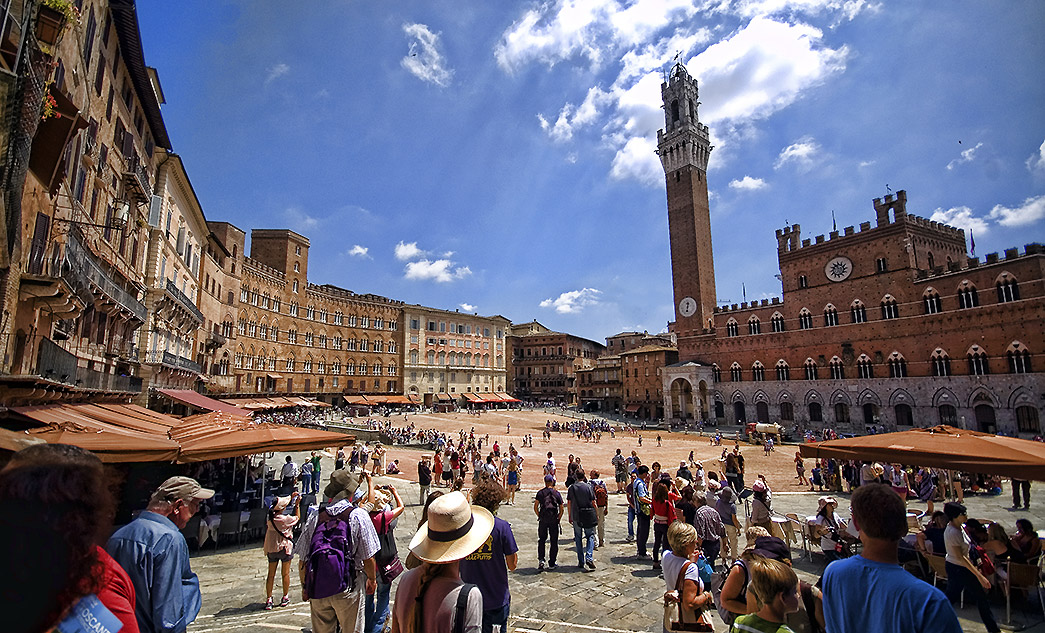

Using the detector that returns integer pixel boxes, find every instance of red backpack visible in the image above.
[594,481,608,508]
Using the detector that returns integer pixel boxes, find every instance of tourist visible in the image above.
[915,467,937,514]
[311,451,324,494]
[433,451,445,487]
[107,476,213,633]
[625,470,637,542]
[733,556,800,633]
[263,493,301,610]
[281,455,299,492]
[565,454,578,487]
[693,491,724,570]
[661,521,715,632]
[612,449,627,493]
[749,480,775,536]
[916,511,949,556]
[651,478,680,570]
[1011,518,1042,563]
[1011,478,1031,510]
[544,452,556,478]
[567,469,598,571]
[823,484,961,633]
[335,447,346,471]
[366,485,406,633]
[534,474,564,571]
[418,455,433,504]
[942,502,1000,633]
[634,465,653,558]
[300,460,314,497]
[590,469,610,548]
[676,483,697,525]
[406,491,446,570]
[812,496,853,564]
[460,478,518,633]
[794,452,808,487]
[390,492,489,633]
[717,486,742,565]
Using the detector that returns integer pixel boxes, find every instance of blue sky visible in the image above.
[135,1,1045,343]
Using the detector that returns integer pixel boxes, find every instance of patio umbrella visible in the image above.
[171,412,352,463]
[799,425,1045,480]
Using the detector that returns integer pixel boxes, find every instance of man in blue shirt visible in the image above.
[633,465,652,558]
[823,483,962,633]
[107,476,213,633]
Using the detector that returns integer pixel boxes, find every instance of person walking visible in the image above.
[311,451,323,494]
[460,478,518,633]
[418,455,433,504]
[390,492,490,633]
[534,475,564,571]
[567,470,598,571]
[1012,478,1031,510]
[590,470,609,549]
[633,465,653,559]
[107,477,213,633]
[281,455,299,493]
[263,493,301,610]
[942,502,1000,633]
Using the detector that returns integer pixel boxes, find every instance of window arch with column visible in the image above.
[1007,341,1032,374]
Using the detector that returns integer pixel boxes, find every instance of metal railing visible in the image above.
[123,154,152,201]
[36,337,143,393]
[164,279,204,323]
[145,350,202,374]
[63,231,148,322]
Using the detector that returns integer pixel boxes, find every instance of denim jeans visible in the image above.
[627,505,635,538]
[573,521,595,566]
[635,512,651,556]
[299,473,312,494]
[481,601,510,633]
[538,519,559,565]
[701,538,721,571]
[653,522,668,563]
[945,561,1000,632]
[364,578,391,633]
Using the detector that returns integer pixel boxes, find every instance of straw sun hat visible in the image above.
[409,491,494,564]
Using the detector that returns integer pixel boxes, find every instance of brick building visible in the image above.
[577,354,622,414]
[621,345,679,420]
[657,62,1044,436]
[578,331,676,415]
[510,320,605,405]
[196,221,243,393]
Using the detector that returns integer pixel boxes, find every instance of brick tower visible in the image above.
[657,62,716,332]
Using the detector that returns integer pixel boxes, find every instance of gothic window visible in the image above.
[798,275,808,289]
[875,257,888,273]
[799,309,813,330]
[824,305,839,327]
[712,364,721,383]
[927,252,935,270]
[834,403,850,424]
[288,329,297,344]
[887,352,908,378]
[809,402,823,422]
[771,313,785,332]
[346,361,356,375]
[775,360,790,381]
[1007,342,1032,374]
[748,317,761,335]
[726,319,739,337]
[752,362,766,382]
[780,402,794,421]
[1016,406,1040,434]
[829,357,845,380]
[895,404,913,426]
[931,349,951,377]
[857,355,874,379]
[304,331,314,346]
[938,404,957,426]
[804,358,818,380]
[359,339,369,352]
[880,295,899,320]
[730,363,742,382]
[923,288,942,314]
[850,300,867,324]
[967,346,989,376]
[996,274,1020,303]
[957,282,979,309]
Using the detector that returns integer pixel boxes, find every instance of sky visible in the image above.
[134,1,1045,343]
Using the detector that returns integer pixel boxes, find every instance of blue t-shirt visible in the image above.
[459,516,519,610]
[823,555,962,633]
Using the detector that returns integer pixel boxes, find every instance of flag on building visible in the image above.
[970,230,976,256]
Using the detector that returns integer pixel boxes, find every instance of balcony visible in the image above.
[36,338,143,393]
[122,154,152,203]
[164,279,204,324]
[64,231,148,323]
[204,330,228,351]
[145,350,202,374]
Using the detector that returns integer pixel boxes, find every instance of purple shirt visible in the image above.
[459,516,518,610]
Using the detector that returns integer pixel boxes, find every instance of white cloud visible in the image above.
[460,303,476,312]
[284,206,319,230]
[539,287,602,314]
[945,142,983,170]
[394,241,424,261]
[858,159,876,168]
[264,63,289,85]
[774,137,822,171]
[1026,139,1045,176]
[729,175,767,191]
[723,0,876,21]
[987,195,1045,227]
[401,23,453,87]
[609,136,661,185]
[494,0,608,73]
[930,206,989,237]
[348,245,369,258]
[539,86,611,142]
[404,259,472,283]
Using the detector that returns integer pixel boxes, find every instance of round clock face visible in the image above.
[678,296,697,317]
[824,256,853,282]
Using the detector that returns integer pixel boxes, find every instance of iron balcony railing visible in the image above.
[36,337,143,393]
[164,279,204,323]
[145,349,202,374]
[122,154,152,202]
[63,231,148,322]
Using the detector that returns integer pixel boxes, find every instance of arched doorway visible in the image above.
[756,401,770,423]
[733,402,746,424]
[670,378,694,420]
[863,403,879,427]
[975,404,996,434]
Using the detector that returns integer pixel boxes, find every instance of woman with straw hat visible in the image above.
[391,491,493,633]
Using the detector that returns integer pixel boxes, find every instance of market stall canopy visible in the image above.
[798,425,1045,481]
[156,389,251,416]
[172,412,352,462]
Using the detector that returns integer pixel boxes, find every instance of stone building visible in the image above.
[196,221,243,394]
[657,62,1044,436]
[579,331,676,415]
[509,320,605,405]
[621,345,679,420]
[577,354,623,414]
[402,306,510,405]
[0,0,169,403]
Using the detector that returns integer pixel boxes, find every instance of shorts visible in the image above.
[442,471,453,481]
[267,551,292,563]
[615,471,628,483]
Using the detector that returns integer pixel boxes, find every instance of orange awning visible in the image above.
[157,389,251,416]
[172,412,352,462]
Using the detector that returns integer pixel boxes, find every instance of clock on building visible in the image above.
[824,256,853,282]
[678,296,698,317]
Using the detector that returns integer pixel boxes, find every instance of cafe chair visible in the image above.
[244,507,267,540]
[180,514,202,552]
[785,512,810,560]
[1003,560,1045,628]
[215,510,243,548]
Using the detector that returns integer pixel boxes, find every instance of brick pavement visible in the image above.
[187,457,1045,633]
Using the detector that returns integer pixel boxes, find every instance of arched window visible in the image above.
[426,350,435,365]
[927,251,935,270]
[730,363,743,382]
[834,402,850,424]
[780,402,794,421]
[824,305,839,327]
[712,364,721,383]
[829,357,845,380]
[671,99,680,122]
[748,316,761,335]
[726,319,739,337]
[809,402,823,422]
[1016,406,1040,434]
[771,313,785,332]
[938,404,957,426]
[752,362,766,382]
[958,281,979,309]
[887,352,907,378]
[880,295,899,320]
[967,346,989,376]
[804,358,818,380]
[996,273,1020,303]
[1007,342,1032,374]
[775,360,790,381]
[931,348,951,377]
[798,309,813,330]
[895,404,913,426]
[850,300,867,324]
[923,288,942,314]
[857,355,874,379]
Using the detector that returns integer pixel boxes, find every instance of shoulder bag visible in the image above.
[667,562,714,631]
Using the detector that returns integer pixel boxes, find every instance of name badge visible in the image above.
[57,594,123,633]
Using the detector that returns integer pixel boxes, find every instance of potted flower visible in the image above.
[36,0,79,47]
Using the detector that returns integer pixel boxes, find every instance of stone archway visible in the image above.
[670,378,694,420]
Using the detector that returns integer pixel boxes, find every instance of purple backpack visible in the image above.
[304,517,354,600]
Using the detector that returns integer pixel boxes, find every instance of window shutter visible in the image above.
[147,195,162,226]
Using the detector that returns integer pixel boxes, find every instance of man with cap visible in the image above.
[533,474,564,571]
[823,484,962,633]
[107,476,214,633]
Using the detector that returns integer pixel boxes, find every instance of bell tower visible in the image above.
[658,62,716,331]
